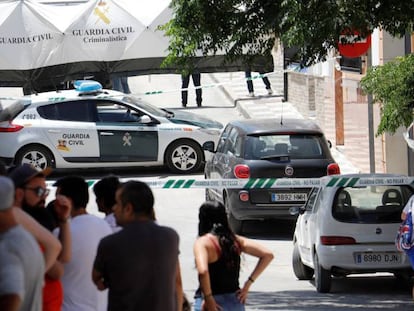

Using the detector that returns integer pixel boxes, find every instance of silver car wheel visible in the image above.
[171,145,197,170]
[17,146,54,170]
[166,140,203,174]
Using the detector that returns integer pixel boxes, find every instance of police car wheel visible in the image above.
[16,145,55,170]
[165,140,203,174]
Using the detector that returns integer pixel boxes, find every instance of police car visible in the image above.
[0,80,223,173]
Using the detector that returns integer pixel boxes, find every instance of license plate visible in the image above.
[354,252,402,264]
[271,193,307,202]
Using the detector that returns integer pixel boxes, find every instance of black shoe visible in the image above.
[197,102,202,107]
[182,103,187,107]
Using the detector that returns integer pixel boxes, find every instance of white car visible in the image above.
[291,174,414,293]
[0,80,223,173]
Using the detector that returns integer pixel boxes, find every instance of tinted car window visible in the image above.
[222,127,239,155]
[306,188,320,212]
[38,101,97,122]
[96,101,142,123]
[123,95,167,118]
[244,134,324,160]
[332,185,413,224]
[216,125,233,153]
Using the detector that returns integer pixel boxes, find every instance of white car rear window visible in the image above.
[332,186,413,224]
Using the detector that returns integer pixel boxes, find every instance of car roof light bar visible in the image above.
[73,80,103,94]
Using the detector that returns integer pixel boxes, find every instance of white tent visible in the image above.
[0,0,175,69]
[0,0,260,91]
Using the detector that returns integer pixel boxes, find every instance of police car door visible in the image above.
[95,100,158,162]
[38,100,100,161]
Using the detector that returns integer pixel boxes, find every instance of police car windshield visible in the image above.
[122,95,168,118]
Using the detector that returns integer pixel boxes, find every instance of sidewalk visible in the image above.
[209,72,360,174]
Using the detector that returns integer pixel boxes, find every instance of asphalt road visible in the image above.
[15,73,414,310]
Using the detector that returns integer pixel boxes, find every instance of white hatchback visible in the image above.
[0,81,223,173]
[291,174,414,293]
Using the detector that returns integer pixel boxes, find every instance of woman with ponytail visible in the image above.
[193,201,274,311]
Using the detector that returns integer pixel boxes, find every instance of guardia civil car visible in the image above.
[0,80,223,173]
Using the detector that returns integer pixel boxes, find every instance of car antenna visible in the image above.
[280,99,284,125]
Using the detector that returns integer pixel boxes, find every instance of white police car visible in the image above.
[0,80,223,173]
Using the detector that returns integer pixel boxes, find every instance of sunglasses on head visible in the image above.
[24,186,50,197]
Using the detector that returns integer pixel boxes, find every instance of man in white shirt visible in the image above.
[53,176,112,311]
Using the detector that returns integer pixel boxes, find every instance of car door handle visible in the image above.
[100,132,114,136]
[47,129,61,133]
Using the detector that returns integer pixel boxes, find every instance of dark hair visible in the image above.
[120,180,154,217]
[53,176,89,210]
[93,175,120,211]
[198,201,240,267]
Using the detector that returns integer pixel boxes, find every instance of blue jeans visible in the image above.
[406,247,414,268]
[194,292,245,311]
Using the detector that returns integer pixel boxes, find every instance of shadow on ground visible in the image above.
[242,219,296,241]
[245,275,412,310]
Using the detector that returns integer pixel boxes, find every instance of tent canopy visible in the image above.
[0,0,264,92]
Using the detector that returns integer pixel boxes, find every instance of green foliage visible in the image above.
[161,0,414,68]
[159,0,281,71]
[360,54,414,135]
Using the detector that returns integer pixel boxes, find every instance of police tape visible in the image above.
[139,71,281,96]
[46,176,414,190]
[0,70,282,101]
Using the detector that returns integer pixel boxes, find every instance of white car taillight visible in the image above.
[320,236,356,245]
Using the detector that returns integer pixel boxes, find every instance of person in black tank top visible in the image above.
[193,201,274,311]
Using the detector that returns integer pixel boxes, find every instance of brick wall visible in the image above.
[287,72,324,121]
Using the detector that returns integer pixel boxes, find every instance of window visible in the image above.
[332,186,413,224]
[340,56,362,74]
[38,101,97,122]
[96,101,142,123]
[216,125,232,153]
[306,188,320,212]
[244,134,324,159]
[221,128,239,155]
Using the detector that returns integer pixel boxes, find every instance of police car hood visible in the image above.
[167,110,223,129]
